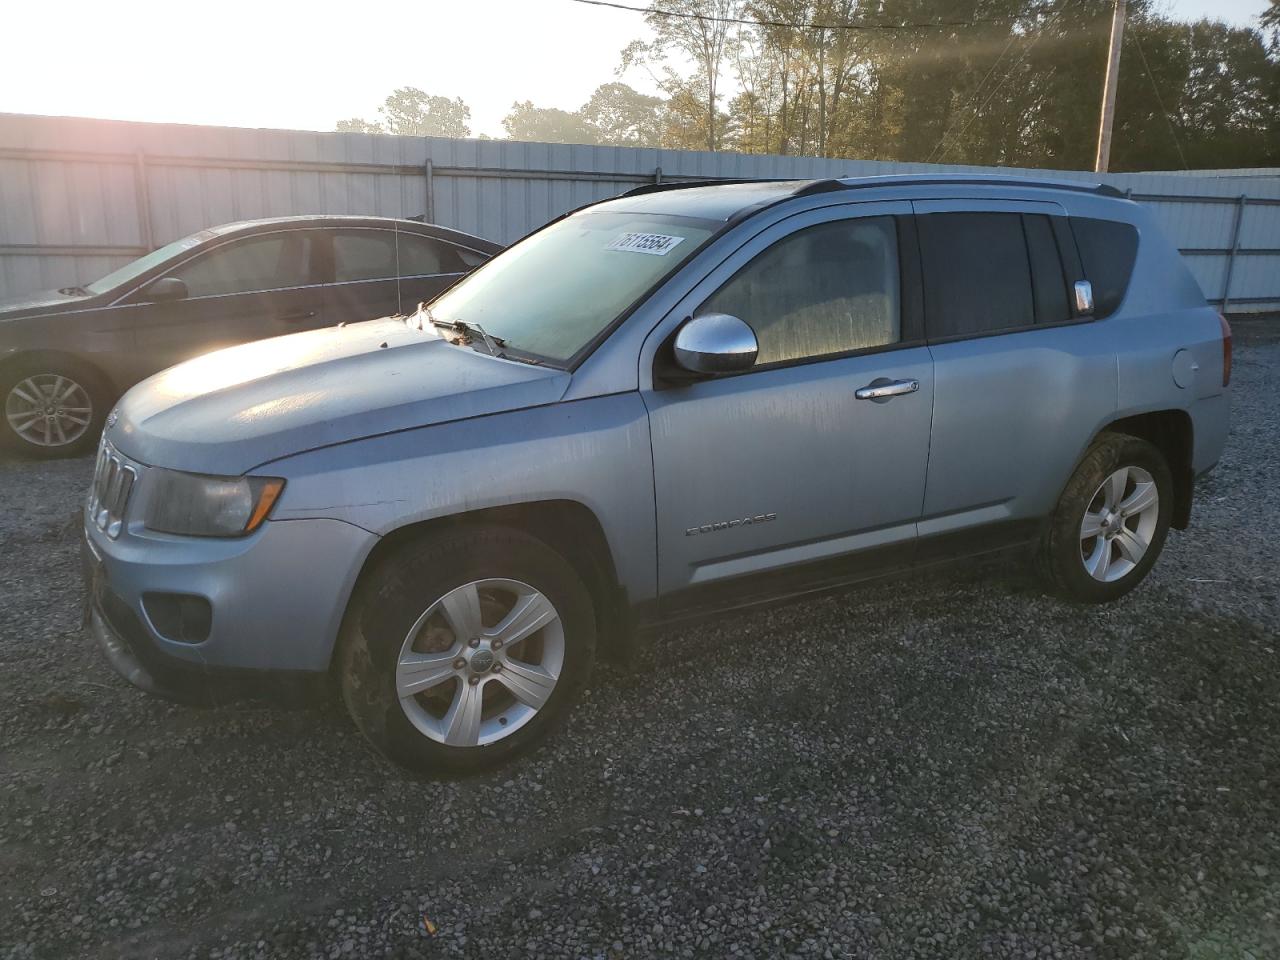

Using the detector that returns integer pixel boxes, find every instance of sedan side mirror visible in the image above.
[140,276,188,303]
[673,313,758,375]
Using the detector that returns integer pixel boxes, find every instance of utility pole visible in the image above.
[1094,0,1127,173]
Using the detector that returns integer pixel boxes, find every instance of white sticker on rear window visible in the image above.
[605,232,686,256]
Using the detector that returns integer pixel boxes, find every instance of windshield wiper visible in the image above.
[58,285,90,296]
[415,303,506,358]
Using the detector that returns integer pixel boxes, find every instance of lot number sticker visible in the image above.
[606,232,686,256]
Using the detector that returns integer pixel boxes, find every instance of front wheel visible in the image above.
[338,526,596,774]
[1038,432,1173,603]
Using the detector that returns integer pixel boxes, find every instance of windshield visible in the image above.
[84,230,217,295]
[427,211,717,366]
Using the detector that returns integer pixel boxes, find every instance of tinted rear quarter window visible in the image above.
[1070,217,1139,318]
[918,212,1033,338]
[1023,214,1071,324]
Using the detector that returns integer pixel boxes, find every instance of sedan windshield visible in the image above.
[85,230,216,295]
[426,211,717,366]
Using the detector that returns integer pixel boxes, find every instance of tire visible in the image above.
[1038,431,1173,603]
[0,355,110,458]
[338,526,597,775]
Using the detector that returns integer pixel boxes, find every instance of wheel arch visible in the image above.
[339,498,634,672]
[0,348,121,396]
[1094,409,1194,529]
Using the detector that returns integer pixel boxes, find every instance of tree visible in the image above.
[580,83,666,146]
[334,88,472,138]
[335,117,384,134]
[502,102,600,144]
[619,0,744,150]
[378,88,472,138]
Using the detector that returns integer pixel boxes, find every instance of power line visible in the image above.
[925,30,1021,164]
[568,0,1036,32]
[1130,26,1189,170]
[931,0,1077,164]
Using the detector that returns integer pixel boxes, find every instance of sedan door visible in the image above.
[321,229,483,323]
[640,203,934,617]
[124,230,327,376]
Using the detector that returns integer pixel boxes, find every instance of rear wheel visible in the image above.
[338,526,596,774]
[1038,432,1173,603]
[1,357,108,458]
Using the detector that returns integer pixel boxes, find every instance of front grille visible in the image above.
[88,443,137,539]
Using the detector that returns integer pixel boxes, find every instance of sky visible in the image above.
[0,0,1271,139]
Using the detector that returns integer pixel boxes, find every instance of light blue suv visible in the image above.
[83,175,1231,772]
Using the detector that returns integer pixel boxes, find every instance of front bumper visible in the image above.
[82,511,377,702]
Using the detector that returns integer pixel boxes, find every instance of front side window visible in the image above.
[699,217,901,366]
[86,230,215,295]
[172,233,311,299]
[428,211,716,365]
[331,231,468,282]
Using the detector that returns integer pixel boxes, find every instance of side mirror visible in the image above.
[673,313,758,375]
[140,276,188,303]
[1073,279,1094,316]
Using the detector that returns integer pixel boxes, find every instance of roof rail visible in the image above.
[832,173,1127,199]
[620,172,1126,201]
[620,177,797,198]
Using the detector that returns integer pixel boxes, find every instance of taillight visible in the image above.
[1219,313,1233,387]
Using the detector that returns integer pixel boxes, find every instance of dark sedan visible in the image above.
[0,216,502,457]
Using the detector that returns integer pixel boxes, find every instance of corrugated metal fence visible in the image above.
[2,113,1277,312]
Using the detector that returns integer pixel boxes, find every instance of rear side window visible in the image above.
[331,231,466,282]
[699,216,901,365]
[1070,217,1138,318]
[918,213,1033,338]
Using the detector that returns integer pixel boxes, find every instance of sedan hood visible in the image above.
[0,289,91,319]
[107,319,570,474]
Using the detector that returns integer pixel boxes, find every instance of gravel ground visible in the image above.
[2,322,1278,960]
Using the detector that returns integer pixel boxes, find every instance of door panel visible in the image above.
[912,199,1118,548]
[128,285,330,374]
[639,201,933,612]
[921,327,1117,535]
[647,348,934,605]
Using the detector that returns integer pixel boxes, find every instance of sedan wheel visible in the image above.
[5,374,94,449]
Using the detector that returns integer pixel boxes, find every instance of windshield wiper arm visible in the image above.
[418,306,506,357]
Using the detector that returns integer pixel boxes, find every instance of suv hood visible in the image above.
[108,318,570,474]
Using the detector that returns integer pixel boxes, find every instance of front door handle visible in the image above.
[279,310,317,324]
[855,378,920,401]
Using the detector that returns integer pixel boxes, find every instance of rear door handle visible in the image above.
[279,310,317,323]
[855,378,920,401]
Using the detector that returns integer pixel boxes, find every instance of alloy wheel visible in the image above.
[4,374,94,448]
[395,578,564,747]
[1079,465,1160,583]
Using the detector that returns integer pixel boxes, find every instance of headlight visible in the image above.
[145,470,285,537]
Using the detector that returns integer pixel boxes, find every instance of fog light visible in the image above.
[142,593,212,644]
